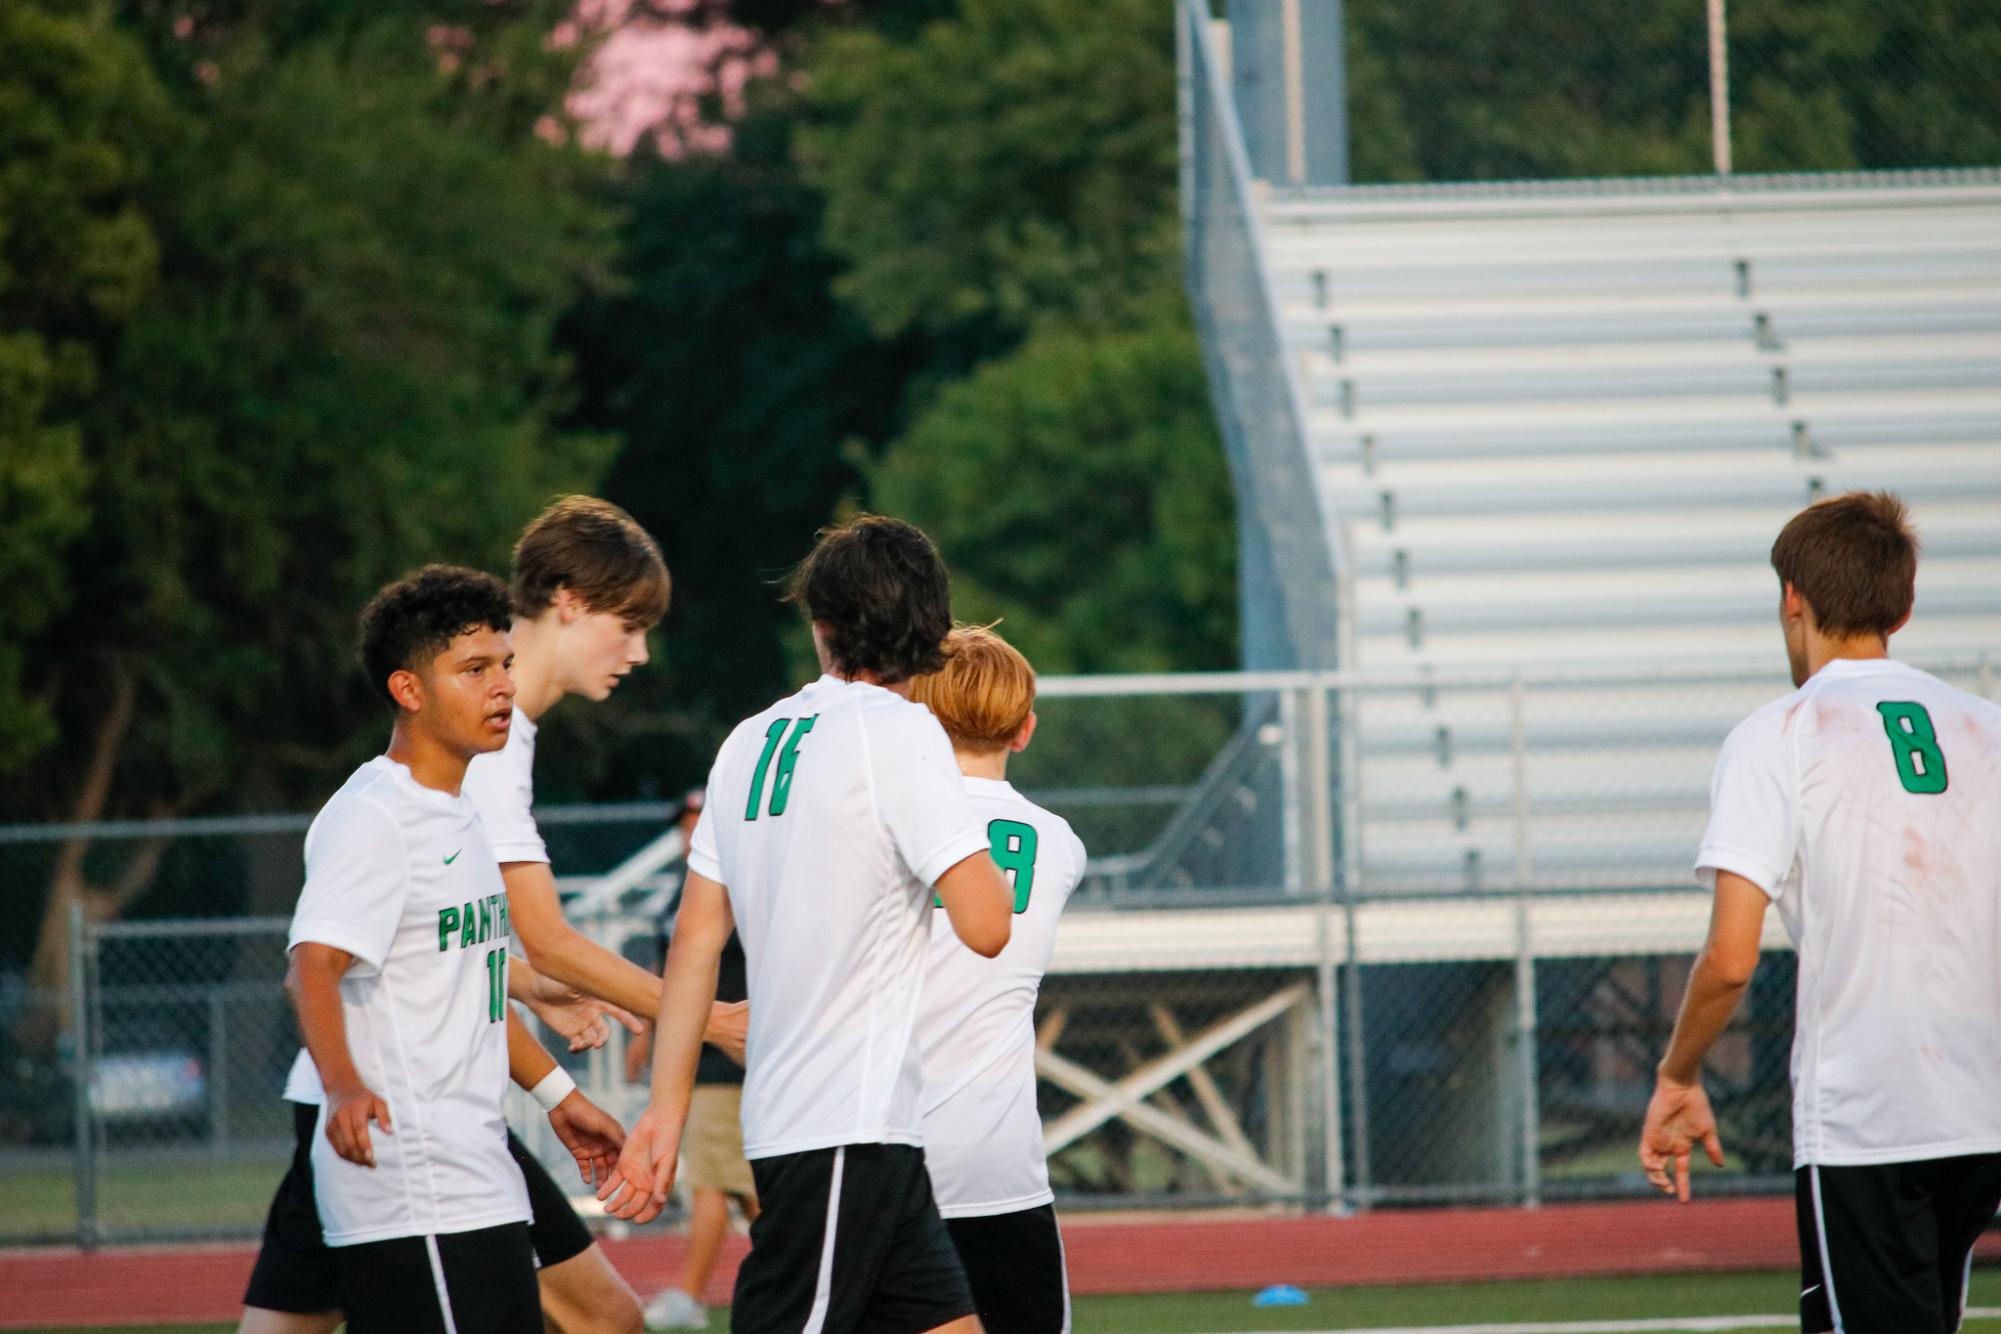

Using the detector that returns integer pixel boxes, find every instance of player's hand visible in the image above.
[526,984,646,1054]
[1639,1071,1724,1202]
[324,1082,393,1168]
[704,1000,749,1067]
[547,1090,625,1188]
[596,1106,680,1224]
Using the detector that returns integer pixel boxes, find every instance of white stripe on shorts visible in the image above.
[1808,1165,1844,1334]
[802,1146,847,1334]
[1056,1217,1072,1334]
[423,1234,461,1334]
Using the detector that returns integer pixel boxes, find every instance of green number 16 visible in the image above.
[1877,701,1948,795]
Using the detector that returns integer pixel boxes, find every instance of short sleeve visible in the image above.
[461,733,548,865]
[687,805,722,883]
[288,797,410,972]
[1064,827,1090,902]
[873,708,990,886]
[1694,705,1801,900]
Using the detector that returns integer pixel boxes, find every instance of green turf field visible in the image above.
[13,1268,2001,1333]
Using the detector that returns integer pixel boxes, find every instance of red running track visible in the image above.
[7,1199,1996,1329]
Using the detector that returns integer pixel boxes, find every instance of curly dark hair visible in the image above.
[786,515,952,683]
[359,564,514,707]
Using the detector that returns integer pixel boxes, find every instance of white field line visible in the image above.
[1210,1309,2001,1334]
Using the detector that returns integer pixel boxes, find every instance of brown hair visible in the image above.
[908,625,1035,752]
[1769,490,1918,638]
[512,496,670,627]
[786,514,951,683]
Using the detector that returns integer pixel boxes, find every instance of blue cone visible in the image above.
[1251,1284,1310,1308]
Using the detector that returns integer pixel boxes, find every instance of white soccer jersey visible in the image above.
[281,710,544,1106]
[285,756,530,1246]
[916,778,1085,1218]
[460,707,549,864]
[1697,657,2001,1168]
[689,675,990,1159]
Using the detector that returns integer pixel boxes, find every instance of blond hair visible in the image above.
[908,625,1035,752]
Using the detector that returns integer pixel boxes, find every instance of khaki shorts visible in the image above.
[683,1084,756,1200]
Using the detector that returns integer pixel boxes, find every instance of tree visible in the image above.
[869,311,1236,675]
[558,97,929,795]
[7,7,618,1018]
[796,0,1183,339]
[0,3,170,775]
[795,0,1236,674]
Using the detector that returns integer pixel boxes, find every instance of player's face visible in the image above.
[559,607,650,702]
[420,627,517,756]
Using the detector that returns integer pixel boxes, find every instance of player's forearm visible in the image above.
[507,1007,560,1090]
[1658,951,1753,1085]
[521,923,665,1017]
[506,950,542,1003]
[286,949,366,1098]
[646,933,722,1130]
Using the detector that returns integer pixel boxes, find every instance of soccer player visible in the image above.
[246,497,741,1334]
[1638,492,2001,1334]
[279,565,627,1333]
[602,515,1015,1334]
[907,627,1085,1334]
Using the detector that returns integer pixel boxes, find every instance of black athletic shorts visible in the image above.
[339,1220,540,1334]
[1796,1153,2001,1334]
[242,1100,596,1312]
[946,1204,1070,1334]
[733,1143,976,1334]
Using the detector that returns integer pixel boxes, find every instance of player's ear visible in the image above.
[1779,581,1807,627]
[552,585,582,625]
[387,667,425,714]
[1011,711,1037,754]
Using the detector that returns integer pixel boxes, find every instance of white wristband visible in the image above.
[529,1067,577,1112]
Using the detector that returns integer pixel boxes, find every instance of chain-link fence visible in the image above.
[6,657,1995,1242]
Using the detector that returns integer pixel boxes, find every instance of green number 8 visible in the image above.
[1876,701,1948,795]
[989,819,1037,914]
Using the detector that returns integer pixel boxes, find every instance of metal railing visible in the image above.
[13,658,1989,1241]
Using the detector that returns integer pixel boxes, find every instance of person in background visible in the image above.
[629,790,761,1330]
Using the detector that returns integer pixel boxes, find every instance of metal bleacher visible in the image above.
[1249,175,2001,897]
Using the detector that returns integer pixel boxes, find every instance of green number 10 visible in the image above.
[1877,701,1948,795]
[989,819,1038,913]
[747,715,818,820]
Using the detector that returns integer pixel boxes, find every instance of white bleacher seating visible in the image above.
[1260,179,2001,895]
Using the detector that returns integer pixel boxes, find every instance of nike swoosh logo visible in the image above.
[1802,1285,1821,1298]
[444,850,462,865]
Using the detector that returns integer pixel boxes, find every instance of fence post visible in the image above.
[209,990,230,1156]
[1280,688,1303,896]
[68,901,97,1249]
[1302,683,1343,1210]
[1509,675,1541,1206]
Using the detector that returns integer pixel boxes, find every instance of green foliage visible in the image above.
[798,0,1237,679]
[0,3,171,772]
[4,7,615,819]
[1343,0,2001,182]
[558,102,927,794]
[871,312,1236,674]
[798,0,1182,338]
